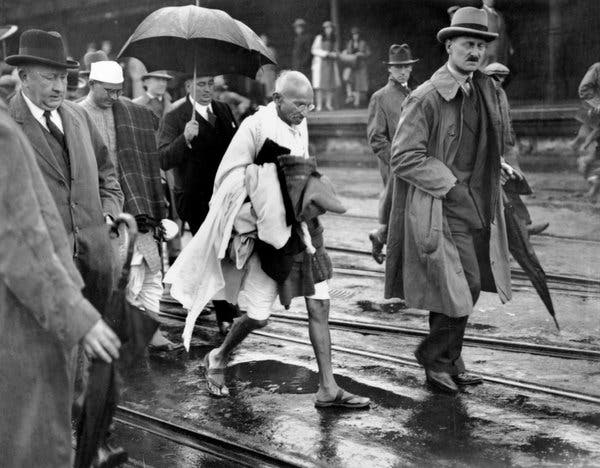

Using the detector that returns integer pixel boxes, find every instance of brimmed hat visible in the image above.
[141,71,173,81]
[79,50,108,77]
[483,62,510,77]
[385,44,419,65]
[437,7,498,43]
[6,29,79,69]
[447,5,460,16]
[293,18,306,28]
[89,61,123,85]
[322,21,334,29]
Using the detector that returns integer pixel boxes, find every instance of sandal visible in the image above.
[203,352,229,398]
[314,389,370,409]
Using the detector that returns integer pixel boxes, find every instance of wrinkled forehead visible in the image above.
[451,36,488,47]
[282,83,314,102]
[29,64,68,76]
[93,80,123,90]
[188,75,214,85]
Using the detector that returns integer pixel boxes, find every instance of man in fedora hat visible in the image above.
[386,7,519,394]
[159,73,241,335]
[79,60,177,351]
[8,29,123,319]
[0,102,121,468]
[367,43,418,264]
[292,18,312,79]
[133,70,173,119]
[76,50,109,101]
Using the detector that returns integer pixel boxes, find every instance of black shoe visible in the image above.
[452,372,483,386]
[92,444,128,468]
[527,222,549,236]
[426,369,459,394]
[368,230,385,264]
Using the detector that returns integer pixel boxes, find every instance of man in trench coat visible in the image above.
[0,103,121,468]
[386,7,514,393]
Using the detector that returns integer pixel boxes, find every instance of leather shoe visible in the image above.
[453,372,483,386]
[527,222,549,236]
[425,369,459,394]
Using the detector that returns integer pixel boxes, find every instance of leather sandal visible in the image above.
[203,353,229,398]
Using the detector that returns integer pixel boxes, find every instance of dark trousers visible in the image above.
[416,219,492,374]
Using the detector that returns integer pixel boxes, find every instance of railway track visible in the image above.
[114,405,311,468]
[325,212,600,245]
[156,310,600,406]
[326,245,600,295]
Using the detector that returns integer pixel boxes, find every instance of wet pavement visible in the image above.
[114,166,600,466]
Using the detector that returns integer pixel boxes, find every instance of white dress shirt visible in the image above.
[22,91,64,133]
[188,95,212,122]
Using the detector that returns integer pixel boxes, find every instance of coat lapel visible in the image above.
[58,104,80,181]
[11,93,68,183]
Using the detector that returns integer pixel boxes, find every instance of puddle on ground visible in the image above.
[356,300,409,314]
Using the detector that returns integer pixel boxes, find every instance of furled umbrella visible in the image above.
[75,214,159,468]
[503,190,560,329]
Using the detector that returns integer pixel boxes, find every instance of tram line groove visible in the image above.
[114,405,312,468]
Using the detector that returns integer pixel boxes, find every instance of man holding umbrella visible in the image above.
[159,73,240,335]
[386,7,517,394]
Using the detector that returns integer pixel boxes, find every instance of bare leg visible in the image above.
[325,91,334,111]
[315,90,323,111]
[306,298,370,408]
[210,314,267,368]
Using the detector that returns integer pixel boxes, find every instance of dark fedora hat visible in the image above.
[79,50,108,77]
[6,29,78,69]
[437,7,498,43]
[385,44,419,65]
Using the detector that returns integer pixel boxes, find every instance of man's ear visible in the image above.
[445,39,453,54]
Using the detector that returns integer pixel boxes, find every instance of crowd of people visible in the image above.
[0,1,598,467]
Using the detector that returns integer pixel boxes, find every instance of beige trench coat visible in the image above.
[385,65,512,317]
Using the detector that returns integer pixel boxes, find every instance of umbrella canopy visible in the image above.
[117,5,276,78]
[503,191,559,330]
[75,214,159,468]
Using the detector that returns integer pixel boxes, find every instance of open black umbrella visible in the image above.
[117,5,276,79]
[503,191,560,330]
[75,214,159,468]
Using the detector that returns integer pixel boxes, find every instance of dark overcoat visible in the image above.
[10,92,123,312]
[385,65,512,317]
[158,97,237,231]
[0,105,100,468]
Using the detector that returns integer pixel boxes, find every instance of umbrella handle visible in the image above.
[191,55,197,121]
[111,213,138,290]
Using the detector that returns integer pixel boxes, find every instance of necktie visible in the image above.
[43,110,71,173]
[43,110,67,151]
[206,107,217,127]
[463,77,473,97]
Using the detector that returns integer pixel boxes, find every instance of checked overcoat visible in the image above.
[385,65,512,317]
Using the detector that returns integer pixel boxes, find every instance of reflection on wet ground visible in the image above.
[118,326,600,467]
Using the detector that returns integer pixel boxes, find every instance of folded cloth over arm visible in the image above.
[245,163,291,249]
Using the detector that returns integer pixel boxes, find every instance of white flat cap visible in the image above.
[89,60,124,84]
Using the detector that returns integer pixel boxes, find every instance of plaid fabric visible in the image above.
[113,99,165,221]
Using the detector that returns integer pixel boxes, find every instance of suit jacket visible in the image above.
[0,105,100,468]
[132,92,172,120]
[158,97,237,231]
[10,92,123,311]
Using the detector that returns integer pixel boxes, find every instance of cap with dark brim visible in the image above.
[385,58,420,65]
[437,26,498,43]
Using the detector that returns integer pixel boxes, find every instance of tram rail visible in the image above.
[114,405,311,468]
[156,310,600,406]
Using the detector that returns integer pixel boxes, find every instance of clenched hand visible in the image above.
[82,320,121,363]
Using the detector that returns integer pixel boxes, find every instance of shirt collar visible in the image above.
[22,91,51,121]
[188,95,212,111]
[447,62,473,85]
[389,76,409,89]
[147,92,163,102]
